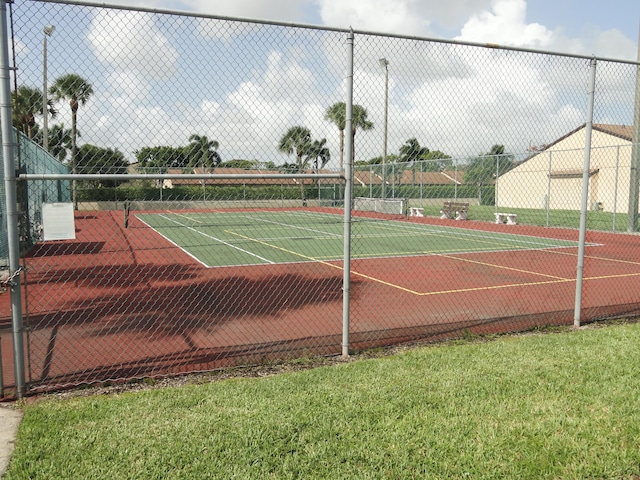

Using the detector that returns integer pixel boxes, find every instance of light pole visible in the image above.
[42,24,55,152]
[379,58,389,199]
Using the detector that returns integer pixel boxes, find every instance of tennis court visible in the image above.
[5,207,640,396]
[136,210,582,268]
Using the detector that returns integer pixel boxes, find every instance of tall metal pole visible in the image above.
[379,58,389,199]
[342,30,354,358]
[628,21,640,232]
[546,152,552,227]
[42,25,54,152]
[574,58,597,328]
[0,0,26,397]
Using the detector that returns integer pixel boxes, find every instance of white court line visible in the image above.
[240,213,343,238]
[156,213,276,264]
[366,221,586,249]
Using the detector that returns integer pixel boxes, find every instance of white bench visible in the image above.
[495,212,518,225]
[409,207,424,217]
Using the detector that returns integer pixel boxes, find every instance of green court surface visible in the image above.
[136,210,580,268]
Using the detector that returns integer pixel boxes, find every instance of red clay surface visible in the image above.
[2,207,640,397]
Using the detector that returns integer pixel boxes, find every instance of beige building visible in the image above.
[498,124,635,213]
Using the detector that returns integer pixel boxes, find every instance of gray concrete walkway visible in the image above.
[0,405,22,477]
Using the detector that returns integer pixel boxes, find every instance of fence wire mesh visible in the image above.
[1,0,640,397]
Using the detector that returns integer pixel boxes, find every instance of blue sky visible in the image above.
[20,0,640,167]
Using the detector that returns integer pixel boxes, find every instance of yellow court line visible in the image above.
[225,230,423,294]
[224,230,577,295]
[225,230,343,271]
[416,277,576,296]
[420,269,640,297]
[224,229,578,296]
[371,222,554,251]
[223,229,640,298]
[438,253,570,281]
[580,271,640,281]
[548,247,640,267]
[167,211,203,223]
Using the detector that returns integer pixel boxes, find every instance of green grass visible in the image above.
[418,203,628,231]
[6,323,640,479]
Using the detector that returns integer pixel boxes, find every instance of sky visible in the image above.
[98,0,640,59]
[17,0,640,168]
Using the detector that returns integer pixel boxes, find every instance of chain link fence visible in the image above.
[1,0,640,398]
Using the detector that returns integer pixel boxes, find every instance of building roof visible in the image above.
[549,168,599,178]
[510,123,635,174]
[352,168,464,186]
[541,123,633,152]
[593,124,633,142]
[398,170,463,185]
[164,167,337,186]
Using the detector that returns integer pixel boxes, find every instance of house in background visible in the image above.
[162,167,304,189]
[352,166,464,192]
[497,124,635,213]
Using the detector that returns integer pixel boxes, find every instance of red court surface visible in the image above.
[2,208,640,397]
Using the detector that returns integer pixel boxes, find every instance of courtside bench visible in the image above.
[440,201,469,220]
[409,207,424,217]
[495,212,518,225]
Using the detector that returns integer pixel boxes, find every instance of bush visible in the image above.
[76,182,497,205]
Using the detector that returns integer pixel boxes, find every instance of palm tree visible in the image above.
[278,126,312,204]
[399,138,429,163]
[325,102,374,168]
[352,104,374,162]
[463,144,514,205]
[49,74,94,209]
[399,138,429,185]
[324,102,346,170]
[12,85,57,140]
[306,138,331,187]
[306,138,331,173]
[38,123,73,163]
[187,134,221,170]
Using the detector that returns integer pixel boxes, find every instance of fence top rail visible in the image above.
[32,0,640,65]
[19,173,345,181]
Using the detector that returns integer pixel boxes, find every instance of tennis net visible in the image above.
[353,197,407,215]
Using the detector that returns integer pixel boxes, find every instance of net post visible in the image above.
[124,200,131,228]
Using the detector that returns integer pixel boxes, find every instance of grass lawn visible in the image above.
[417,203,627,231]
[5,323,640,479]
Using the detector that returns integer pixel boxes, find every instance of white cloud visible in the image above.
[456,0,637,60]
[456,0,552,48]
[88,10,179,80]
[316,0,431,35]
[102,0,313,24]
[179,0,310,22]
[552,27,637,60]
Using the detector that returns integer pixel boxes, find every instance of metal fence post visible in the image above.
[0,0,26,398]
[574,57,597,328]
[546,151,552,227]
[613,145,620,231]
[495,156,499,214]
[342,30,354,358]
[0,331,4,398]
[627,26,640,232]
